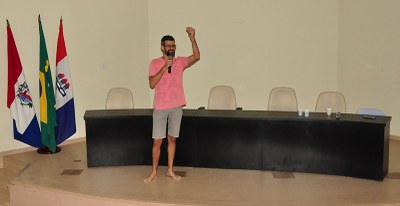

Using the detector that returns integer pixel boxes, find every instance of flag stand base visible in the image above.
[37,146,61,154]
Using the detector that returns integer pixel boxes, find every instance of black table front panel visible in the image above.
[84,109,390,180]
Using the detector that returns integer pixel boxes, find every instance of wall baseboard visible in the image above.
[391,135,400,141]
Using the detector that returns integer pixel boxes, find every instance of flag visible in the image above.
[7,20,42,147]
[55,18,76,144]
[39,16,57,152]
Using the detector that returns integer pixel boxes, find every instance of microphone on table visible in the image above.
[168,51,175,74]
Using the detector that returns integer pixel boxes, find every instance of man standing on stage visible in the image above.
[144,27,200,183]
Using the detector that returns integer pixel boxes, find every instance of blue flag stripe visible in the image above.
[55,99,76,144]
[13,115,43,147]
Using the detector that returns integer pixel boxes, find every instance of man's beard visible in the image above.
[165,50,175,56]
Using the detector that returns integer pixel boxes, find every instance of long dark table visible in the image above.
[84,109,391,181]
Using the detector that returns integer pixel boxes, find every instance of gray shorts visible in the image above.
[152,107,183,139]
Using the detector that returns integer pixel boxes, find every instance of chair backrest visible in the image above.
[356,108,385,116]
[105,87,134,109]
[268,87,298,111]
[315,91,346,113]
[207,85,237,110]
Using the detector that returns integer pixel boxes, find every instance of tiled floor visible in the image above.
[7,139,400,206]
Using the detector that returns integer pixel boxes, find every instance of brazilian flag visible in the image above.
[39,16,57,152]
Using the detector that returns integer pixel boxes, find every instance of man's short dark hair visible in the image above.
[161,35,175,46]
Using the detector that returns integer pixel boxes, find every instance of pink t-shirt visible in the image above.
[149,56,189,110]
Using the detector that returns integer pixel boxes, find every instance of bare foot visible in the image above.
[166,171,181,181]
[144,173,157,183]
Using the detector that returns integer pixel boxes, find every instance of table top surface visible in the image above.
[84,108,391,125]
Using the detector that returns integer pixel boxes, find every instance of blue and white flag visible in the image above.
[55,18,76,144]
[7,20,42,147]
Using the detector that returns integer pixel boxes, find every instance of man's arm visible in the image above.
[149,60,171,89]
[186,27,200,67]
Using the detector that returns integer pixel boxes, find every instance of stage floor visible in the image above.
[7,139,400,205]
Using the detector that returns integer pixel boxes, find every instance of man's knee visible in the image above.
[167,135,177,143]
[153,139,163,147]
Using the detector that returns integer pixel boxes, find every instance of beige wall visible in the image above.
[1,0,399,152]
[149,0,339,110]
[338,0,400,135]
[0,0,149,152]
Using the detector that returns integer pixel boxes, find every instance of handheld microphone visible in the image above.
[167,51,174,74]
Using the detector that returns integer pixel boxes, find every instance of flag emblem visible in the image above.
[56,73,71,97]
[16,82,33,108]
